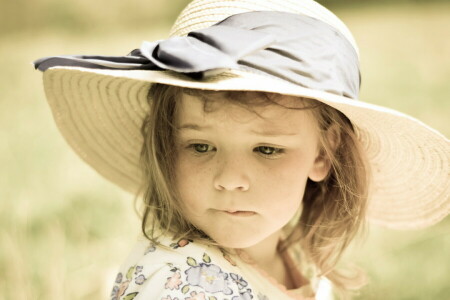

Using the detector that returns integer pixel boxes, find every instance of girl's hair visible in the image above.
[139,83,370,296]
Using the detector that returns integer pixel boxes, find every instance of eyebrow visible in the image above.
[177,123,299,137]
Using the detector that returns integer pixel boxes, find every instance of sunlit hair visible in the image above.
[139,83,370,297]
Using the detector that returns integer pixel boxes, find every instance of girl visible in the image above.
[34,0,449,299]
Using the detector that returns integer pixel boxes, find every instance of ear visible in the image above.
[308,124,340,182]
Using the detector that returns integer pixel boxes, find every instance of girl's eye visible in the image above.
[255,146,284,157]
[190,143,215,153]
[186,144,283,157]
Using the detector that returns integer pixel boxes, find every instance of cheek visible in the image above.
[174,156,208,209]
[272,153,314,185]
[262,154,312,204]
[263,174,307,225]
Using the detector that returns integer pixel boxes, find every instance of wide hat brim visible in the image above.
[41,66,450,230]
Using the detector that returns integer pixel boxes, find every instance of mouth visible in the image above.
[223,210,256,217]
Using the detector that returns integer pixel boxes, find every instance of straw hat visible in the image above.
[35,0,449,229]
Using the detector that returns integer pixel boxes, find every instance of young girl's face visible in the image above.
[174,93,330,250]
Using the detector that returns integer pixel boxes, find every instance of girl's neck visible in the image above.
[236,231,295,289]
[239,230,282,267]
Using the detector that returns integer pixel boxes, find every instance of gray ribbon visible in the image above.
[34,11,360,99]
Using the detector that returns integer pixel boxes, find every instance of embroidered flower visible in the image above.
[110,280,130,299]
[232,288,253,300]
[230,273,248,290]
[185,291,207,300]
[110,286,119,300]
[118,281,130,297]
[115,273,123,284]
[135,266,143,275]
[170,238,193,249]
[165,271,182,290]
[145,243,156,254]
[135,274,146,285]
[161,296,179,300]
[185,263,233,295]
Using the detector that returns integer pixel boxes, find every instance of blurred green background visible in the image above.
[1,0,449,299]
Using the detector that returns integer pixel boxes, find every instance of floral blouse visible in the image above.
[110,234,333,300]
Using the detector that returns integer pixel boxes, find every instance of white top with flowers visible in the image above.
[110,234,332,300]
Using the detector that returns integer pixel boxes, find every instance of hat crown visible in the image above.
[170,0,359,58]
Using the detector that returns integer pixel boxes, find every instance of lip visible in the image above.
[223,210,256,217]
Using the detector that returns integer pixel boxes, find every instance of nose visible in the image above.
[213,153,250,192]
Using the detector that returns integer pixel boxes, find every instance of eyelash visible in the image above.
[186,143,285,158]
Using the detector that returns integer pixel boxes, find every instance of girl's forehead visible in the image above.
[176,93,319,133]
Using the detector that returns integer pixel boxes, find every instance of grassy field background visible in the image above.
[1,2,449,299]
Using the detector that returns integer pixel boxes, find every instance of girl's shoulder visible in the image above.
[110,234,329,300]
[110,234,261,300]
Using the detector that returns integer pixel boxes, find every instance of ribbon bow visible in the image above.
[34,11,360,99]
